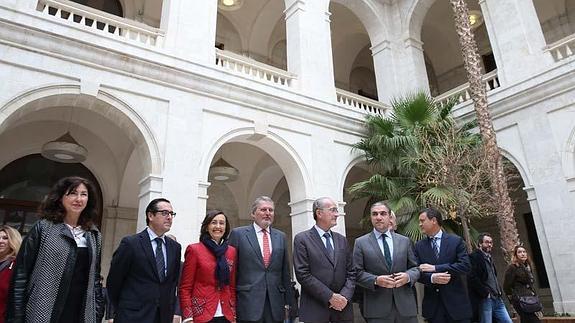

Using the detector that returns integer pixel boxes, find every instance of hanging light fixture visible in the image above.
[41,131,87,163]
[218,0,243,11]
[41,107,87,163]
[468,10,484,30]
[209,157,239,182]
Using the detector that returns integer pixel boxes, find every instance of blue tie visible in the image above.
[382,233,392,269]
[155,238,166,281]
[324,232,334,260]
[430,237,440,259]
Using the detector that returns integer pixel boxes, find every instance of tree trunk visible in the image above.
[448,0,520,258]
[460,214,473,253]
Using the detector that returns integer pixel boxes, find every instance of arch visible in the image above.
[0,84,161,175]
[406,0,436,41]
[330,0,388,45]
[200,128,310,204]
[338,155,367,201]
[499,148,533,188]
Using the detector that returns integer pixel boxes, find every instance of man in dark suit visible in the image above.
[468,233,512,323]
[228,196,293,323]
[353,201,419,323]
[107,198,182,323]
[415,207,472,323]
[293,197,355,323]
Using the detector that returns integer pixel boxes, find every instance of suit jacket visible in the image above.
[179,242,236,323]
[414,231,472,321]
[107,229,182,323]
[293,227,355,322]
[228,225,293,322]
[353,231,419,318]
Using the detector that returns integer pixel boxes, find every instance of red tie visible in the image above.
[262,229,271,267]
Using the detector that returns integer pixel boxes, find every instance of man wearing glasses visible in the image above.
[293,197,355,323]
[107,198,182,323]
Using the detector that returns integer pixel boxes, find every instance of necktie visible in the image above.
[382,233,392,269]
[262,229,271,268]
[431,237,440,259]
[154,238,166,281]
[323,232,334,259]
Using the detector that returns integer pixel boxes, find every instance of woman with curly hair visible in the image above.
[503,245,541,323]
[7,176,104,323]
[0,225,21,323]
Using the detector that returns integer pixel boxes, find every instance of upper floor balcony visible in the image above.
[2,0,575,117]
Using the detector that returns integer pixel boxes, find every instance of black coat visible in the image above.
[467,249,495,322]
[6,219,104,323]
[107,229,181,323]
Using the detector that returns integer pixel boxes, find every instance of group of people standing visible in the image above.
[0,176,542,323]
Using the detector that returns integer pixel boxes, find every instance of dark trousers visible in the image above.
[210,317,231,323]
[238,295,281,323]
[427,300,470,323]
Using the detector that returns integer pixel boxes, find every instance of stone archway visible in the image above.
[0,84,161,276]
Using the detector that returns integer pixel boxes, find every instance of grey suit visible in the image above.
[228,224,293,322]
[293,227,355,323]
[353,230,419,323]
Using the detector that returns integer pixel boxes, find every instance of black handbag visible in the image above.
[517,295,543,313]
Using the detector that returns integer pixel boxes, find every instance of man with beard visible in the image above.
[468,233,512,323]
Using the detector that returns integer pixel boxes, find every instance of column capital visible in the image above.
[284,0,305,21]
[403,37,424,51]
[566,177,575,193]
[138,174,163,198]
[197,181,211,200]
[289,198,315,217]
[371,40,392,56]
[523,185,537,201]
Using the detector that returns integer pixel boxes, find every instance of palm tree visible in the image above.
[350,92,495,250]
[448,0,519,256]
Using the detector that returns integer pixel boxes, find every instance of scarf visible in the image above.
[201,237,230,288]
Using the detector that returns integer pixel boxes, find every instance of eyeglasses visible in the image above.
[155,210,177,218]
[321,207,339,213]
[371,211,389,216]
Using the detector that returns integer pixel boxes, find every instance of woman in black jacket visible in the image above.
[7,176,104,323]
[503,245,541,323]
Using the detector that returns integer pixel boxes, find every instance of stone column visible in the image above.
[160,0,218,65]
[400,37,431,95]
[289,198,315,236]
[137,175,163,231]
[285,0,336,102]
[518,117,575,313]
[479,0,554,85]
[371,40,397,104]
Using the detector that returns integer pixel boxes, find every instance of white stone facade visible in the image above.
[0,0,574,314]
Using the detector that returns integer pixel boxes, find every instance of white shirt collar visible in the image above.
[373,228,392,239]
[253,222,269,233]
[147,227,165,242]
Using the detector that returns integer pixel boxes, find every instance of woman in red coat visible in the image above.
[180,210,236,323]
[0,225,22,323]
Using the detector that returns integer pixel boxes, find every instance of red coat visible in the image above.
[179,243,236,322]
[0,259,15,323]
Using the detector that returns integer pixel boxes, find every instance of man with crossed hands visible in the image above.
[415,208,472,323]
[353,201,419,323]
